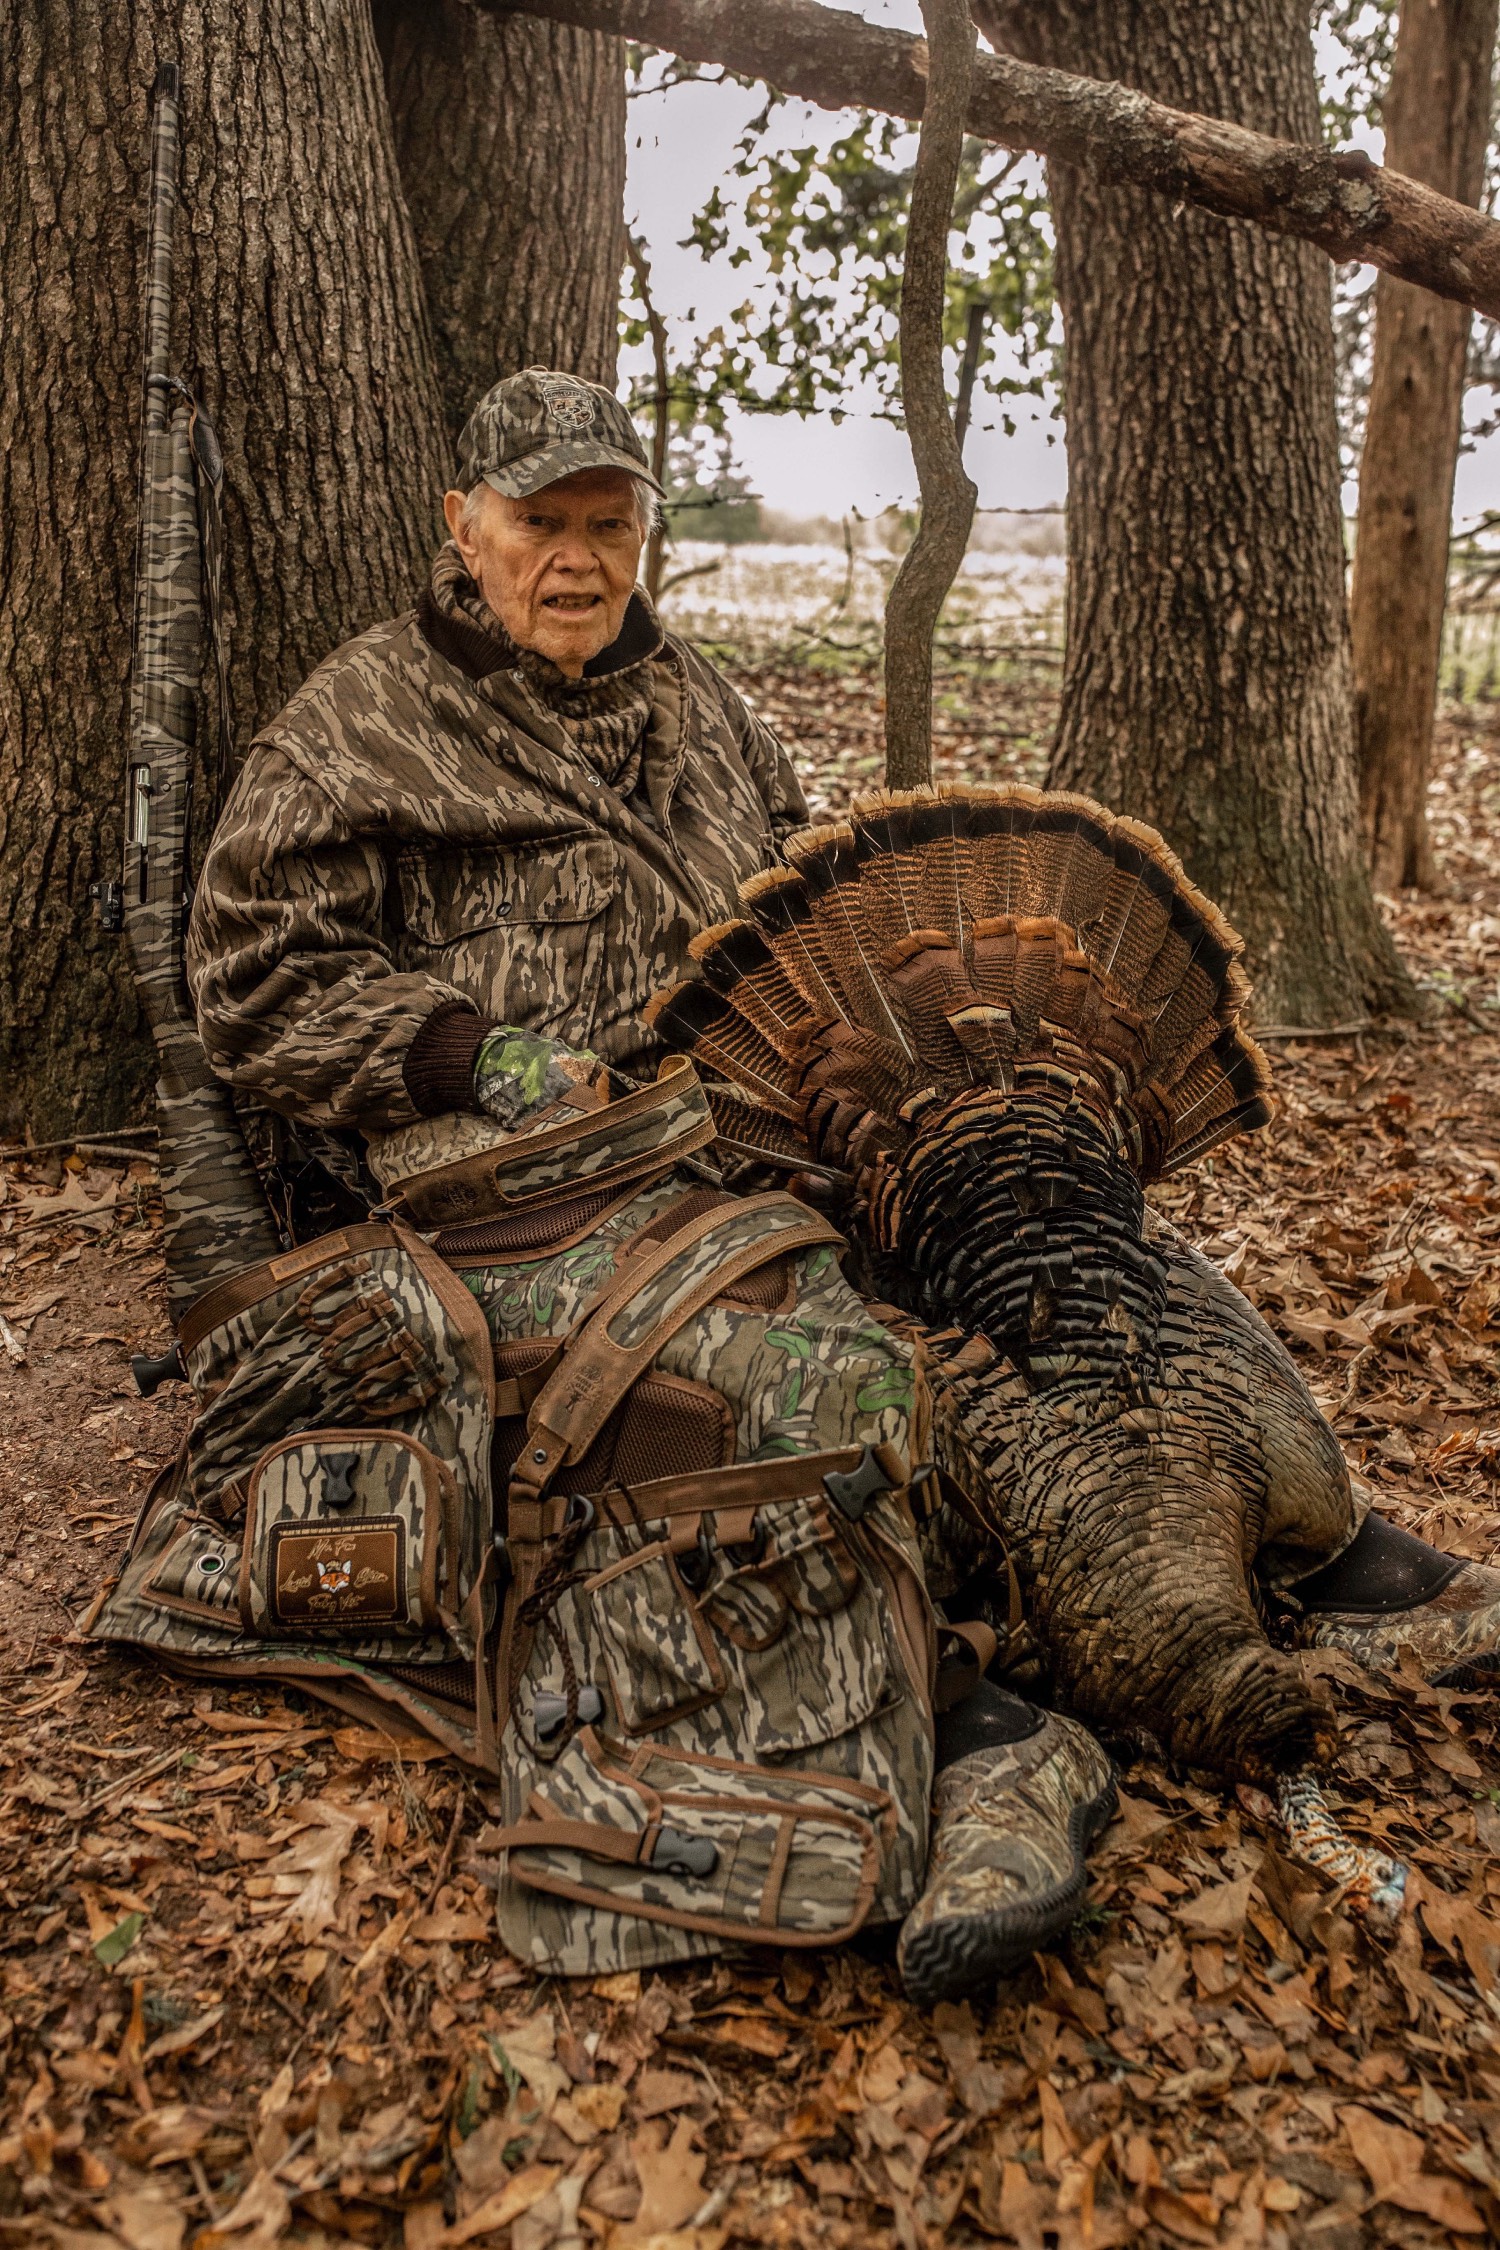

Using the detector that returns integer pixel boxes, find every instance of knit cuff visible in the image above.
[403,1002,495,1118]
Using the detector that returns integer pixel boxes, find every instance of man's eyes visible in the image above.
[517,514,632,533]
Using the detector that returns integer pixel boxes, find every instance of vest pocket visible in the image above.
[187,1256,445,1522]
[701,1496,890,1758]
[496,1726,891,1954]
[240,1429,456,1637]
[587,1541,727,1732]
[143,1516,243,1626]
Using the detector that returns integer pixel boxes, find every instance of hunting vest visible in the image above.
[92,1065,940,1973]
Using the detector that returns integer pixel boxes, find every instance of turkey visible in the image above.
[647,784,1403,1910]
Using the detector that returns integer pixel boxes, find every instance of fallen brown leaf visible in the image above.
[441,2163,561,2244]
[1340,2104,1487,2233]
[629,2116,707,2234]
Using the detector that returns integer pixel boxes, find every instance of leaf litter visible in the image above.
[3,669,1500,2248]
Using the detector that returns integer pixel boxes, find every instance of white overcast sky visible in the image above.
[621,2,1500,528]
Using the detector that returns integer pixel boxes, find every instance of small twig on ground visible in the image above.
[1,1127,157,1160]
[189,2155,222,2221]
[421,1787,468,1910]
[260,1977,309,2034]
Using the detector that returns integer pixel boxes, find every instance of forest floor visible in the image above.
[4,652,1500,2250]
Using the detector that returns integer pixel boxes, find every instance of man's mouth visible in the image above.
[542,594,602,614]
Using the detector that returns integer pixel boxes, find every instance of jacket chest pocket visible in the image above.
[398,836,619,1034]
[399,837,617,946]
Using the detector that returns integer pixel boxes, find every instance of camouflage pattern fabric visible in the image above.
[485,1165,936,1971]
[454,368,665,500]
[92,1230,493,1672]
[499,1729,894,1972]
[896,1709,1116,2006]
[473,1026,601,1135]
[463,1169,920,1461]
[1292,1560,1500,1683]
[93,1149,938,1976]
[185,551,806,1137]
[374,1057,713,1215]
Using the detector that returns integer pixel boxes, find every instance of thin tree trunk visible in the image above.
[626,231,672,603]
[884,0,979,789]
[1351,0,1497,894]
[0,1,447,1140]
[976,0,1415,1026]
[374,0,627,440]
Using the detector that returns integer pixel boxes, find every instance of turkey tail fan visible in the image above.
[782,821,917,1057]
[648,784,1274,1181]
[688,920,817,1049]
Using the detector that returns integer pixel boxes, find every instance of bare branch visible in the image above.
[492,0,1500,322]
[953,299,987,454]
[884,0,978,788]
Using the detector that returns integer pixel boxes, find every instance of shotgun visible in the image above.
[102,60,280,1367]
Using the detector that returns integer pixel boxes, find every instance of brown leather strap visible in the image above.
[393,1055,714,1227]
[507,1195,844,1533]
[590,1443,893,1530]
[484,1814,658,1867]
[949,1618,999,1673]
[934,1619,1000,1713]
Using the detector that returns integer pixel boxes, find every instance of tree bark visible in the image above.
[1351,0,1497,894]
[374,0,626,439]
[505,0,1500,324]
[625,230,672,602]
[0,0,448,1140]
[974,0,1413,1026]
[884,0,979,789]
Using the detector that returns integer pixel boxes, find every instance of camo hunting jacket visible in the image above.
[187,556,807,1137]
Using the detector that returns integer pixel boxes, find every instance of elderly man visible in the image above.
[186,369,1500,1996]
[191,371,807,1138]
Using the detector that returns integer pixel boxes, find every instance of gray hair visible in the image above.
[460,477,659,543]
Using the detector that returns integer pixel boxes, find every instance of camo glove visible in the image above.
[472,1026,609,1136]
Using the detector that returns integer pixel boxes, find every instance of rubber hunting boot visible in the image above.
[898,1681,1116,2009]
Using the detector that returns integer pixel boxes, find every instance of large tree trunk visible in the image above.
[0,0,448,1142]
[373,0,627,440]
[1351,0,1497,895]
[976,0,1415,1026]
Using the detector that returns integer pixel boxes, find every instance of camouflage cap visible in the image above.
[454,368,664,500]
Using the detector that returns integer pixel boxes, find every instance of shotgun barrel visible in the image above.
[118,61,280,1329]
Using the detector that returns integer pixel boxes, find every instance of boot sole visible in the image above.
[899,1771,1117,2010]
[1431,1650,1500,1691]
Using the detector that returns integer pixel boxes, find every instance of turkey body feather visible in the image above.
[646,784,1344,1784]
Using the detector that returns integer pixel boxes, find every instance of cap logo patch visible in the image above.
[540,380,597,432]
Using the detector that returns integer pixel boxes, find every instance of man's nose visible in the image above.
[550,531,599,573]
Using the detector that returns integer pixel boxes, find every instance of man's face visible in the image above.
[443,468,645,676]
